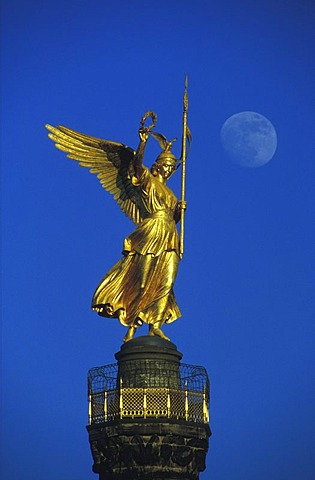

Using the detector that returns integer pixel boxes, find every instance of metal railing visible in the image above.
[88,363,210,425]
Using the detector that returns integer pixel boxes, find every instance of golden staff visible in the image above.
[180,75,189,259]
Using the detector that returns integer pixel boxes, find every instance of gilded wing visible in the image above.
[46,124,144,225]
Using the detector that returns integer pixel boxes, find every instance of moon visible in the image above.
[220,111,277,167]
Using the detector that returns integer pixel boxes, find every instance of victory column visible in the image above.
[46,77,211,480]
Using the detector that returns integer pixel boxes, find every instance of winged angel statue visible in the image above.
[46,106,189,343]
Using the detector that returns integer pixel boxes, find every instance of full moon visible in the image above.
[220,111,277,167]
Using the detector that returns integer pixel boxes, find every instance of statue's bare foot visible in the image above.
[150,325,170,341]
[123,326,135,343]
[117,308,126,323]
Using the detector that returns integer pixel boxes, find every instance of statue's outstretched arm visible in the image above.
[134,127,149,178]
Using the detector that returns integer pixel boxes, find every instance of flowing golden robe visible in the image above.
[92,167,181,327]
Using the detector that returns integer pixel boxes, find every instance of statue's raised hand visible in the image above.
[138,126,150,143]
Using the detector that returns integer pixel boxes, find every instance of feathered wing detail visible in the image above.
[46,124,144,225]
[151,132,177,152]
[151,132,168,150]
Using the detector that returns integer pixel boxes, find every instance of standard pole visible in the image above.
[180,75,188,259]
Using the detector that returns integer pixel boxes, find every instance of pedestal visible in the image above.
[87,336,211,480]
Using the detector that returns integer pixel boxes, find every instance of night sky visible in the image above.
[2,1,315,479]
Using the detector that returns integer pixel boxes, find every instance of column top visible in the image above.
[115,335,183,362]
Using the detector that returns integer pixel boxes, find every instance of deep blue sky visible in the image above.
[2,1,315,479]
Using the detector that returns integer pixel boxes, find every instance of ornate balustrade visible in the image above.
[88,363,210,425]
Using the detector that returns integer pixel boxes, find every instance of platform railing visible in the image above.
[89,381,209,425]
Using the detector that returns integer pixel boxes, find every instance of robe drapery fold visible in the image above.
[92,167,181,327]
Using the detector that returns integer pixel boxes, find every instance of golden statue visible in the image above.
[46,80,190,343]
